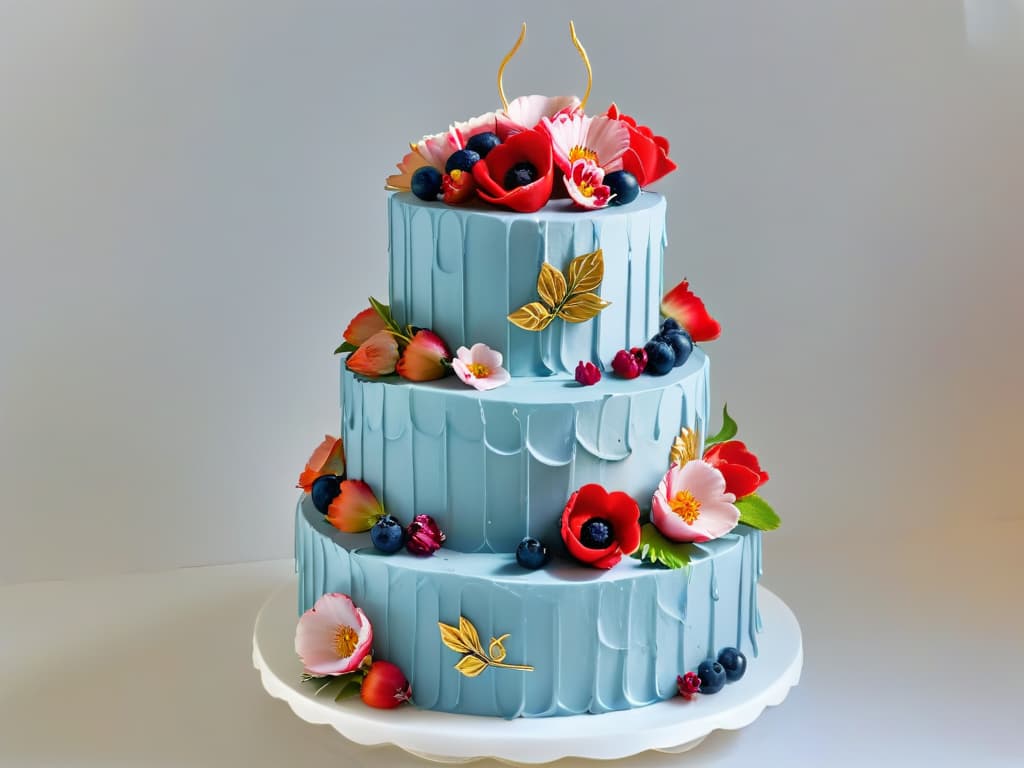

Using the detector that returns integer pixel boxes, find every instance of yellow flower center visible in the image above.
[578,181,595,197]
[450,168,463,182]
[334,624,360,659]
[569,145,598,164]
[466,362,490,378]
[670,490,702,525]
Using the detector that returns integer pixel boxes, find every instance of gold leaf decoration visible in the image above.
[557,292,611,323]
[537,262,568,308]
[459,615,485,655]
[669,427,700,467]
[567,248,604,294]
[439,622,473,655]
[507,302,555,332]
[508,248,610,332]
[455,655,489,678]
[438,617,534,678]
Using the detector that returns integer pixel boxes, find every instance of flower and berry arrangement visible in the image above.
[386,22,676,213]
[336,298,511,391]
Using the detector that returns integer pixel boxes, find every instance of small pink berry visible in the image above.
[677,671,701,700]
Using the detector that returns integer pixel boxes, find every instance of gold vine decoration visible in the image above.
[508,248,611,332]
[439,616,534,678]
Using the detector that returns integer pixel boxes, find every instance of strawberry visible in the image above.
[360,661,412,709]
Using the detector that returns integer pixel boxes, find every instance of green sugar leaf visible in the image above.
[632,523,696,569]
[333,341,359,355]
[704,404,738,448]
[735,493,781,531]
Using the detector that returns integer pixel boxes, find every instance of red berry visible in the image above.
[575,360,602,386]
[360,661,412,709]
[677,671,701,700]
[611,347,648,379]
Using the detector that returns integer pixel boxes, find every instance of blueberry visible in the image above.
[411,166,442,201]
[445,148,480,174]
[644,339,676,376]
[370,514,406,554]
[659,329,693,368]
[465,132,501,158]
[717,647,747,682]
[311,475,342,515]
[605,170,640,206]
[504,161,538,190]
[660,317,681,334]
[579,518,614,549]
[697,660,727,694]
[516,537,550,569]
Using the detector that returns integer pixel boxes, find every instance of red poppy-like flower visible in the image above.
[405,514,446,556]
[343,307,388,347]
[346,329,399,377]
[703,441,769,499]
[560,484,642,569]
[575,360,601,386]
[396,329,451,382]
[472,128,553,213]
[297,435,346,492]
[611,347,647,379]
[677,672,701,700]
[605,104,678,187]
[442,168,476,205]
[660,279,721,343]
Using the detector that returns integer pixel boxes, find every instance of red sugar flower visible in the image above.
[560,484,641,569]
[660,279,721,343]
[405,514,446,556]
[472,128,553,213]
[605,104,678,187]
[703,441,769,499]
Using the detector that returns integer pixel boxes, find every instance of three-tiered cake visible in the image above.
[291,25,780,719]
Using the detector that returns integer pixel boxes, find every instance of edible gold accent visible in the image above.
[569,20,593,112]
[669,427,700,467]
[508,248,611,331]
[439,617,534,678]
[497,22,527,112]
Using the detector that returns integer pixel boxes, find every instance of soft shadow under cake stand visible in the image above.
[253,579,802,764]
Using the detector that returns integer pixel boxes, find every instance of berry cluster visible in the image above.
[369,513,446,557]
[676,647,747,701]
[612,318,694,380]
[411,133,503,204]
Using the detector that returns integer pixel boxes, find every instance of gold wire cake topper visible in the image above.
[497,21,594,112]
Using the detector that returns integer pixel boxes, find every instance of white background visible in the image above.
[1,1,1022,765]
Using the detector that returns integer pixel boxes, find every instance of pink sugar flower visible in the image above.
[294,593,373,676]
[451,343,511,391]
[651,460,739,543]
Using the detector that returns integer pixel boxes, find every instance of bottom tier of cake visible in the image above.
[295,496,763,718]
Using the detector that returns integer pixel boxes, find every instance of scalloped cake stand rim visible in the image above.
[253,578,802,764]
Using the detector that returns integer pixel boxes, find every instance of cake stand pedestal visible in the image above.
[253,579,802,764]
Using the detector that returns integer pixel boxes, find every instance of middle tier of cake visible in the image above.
[341,349,710,554]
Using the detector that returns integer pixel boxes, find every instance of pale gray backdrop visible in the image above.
[1,0,1021,584]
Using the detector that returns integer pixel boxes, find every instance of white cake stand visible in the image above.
[253,579,802,764]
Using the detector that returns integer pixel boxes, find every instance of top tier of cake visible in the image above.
[387,191,667,377]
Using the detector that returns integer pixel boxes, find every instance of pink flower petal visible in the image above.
[502,94,580,133]
[471,367,511,391]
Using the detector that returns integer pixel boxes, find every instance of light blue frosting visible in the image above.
[388,192,667,377]
[296,496,762,718]
[342,349,710,553]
